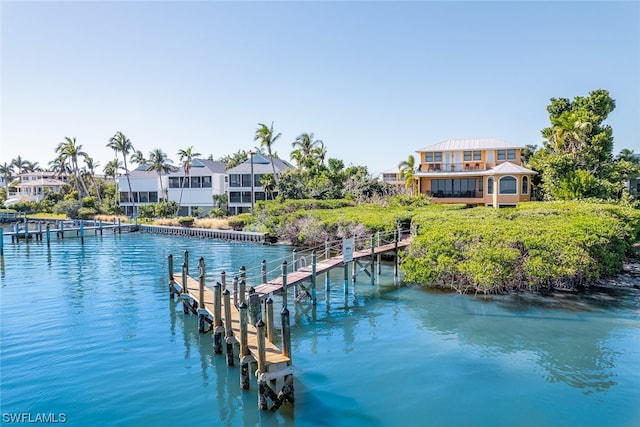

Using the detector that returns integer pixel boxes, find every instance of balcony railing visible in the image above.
[420,162,485,172]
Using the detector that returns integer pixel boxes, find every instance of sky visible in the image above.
[1,0,639,177]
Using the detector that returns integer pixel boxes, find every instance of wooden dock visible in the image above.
[167,229,414,412]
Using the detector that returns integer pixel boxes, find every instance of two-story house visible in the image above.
[7,171,69,206]
[118,164,161,216]
[414,138,536,207]
[226,154,294,215]
[167,159,228,216]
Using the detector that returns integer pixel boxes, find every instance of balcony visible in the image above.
[421,162,485,172]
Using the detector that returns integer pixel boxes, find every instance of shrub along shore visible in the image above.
[248,198,640,294]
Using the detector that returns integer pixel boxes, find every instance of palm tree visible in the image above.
[291,132,322,171]
[130,150,147,166]
[398,155,417,196]
[260,173,277,200]
[84,155,102,203]
[23,161,42,172]
[56,137,90,200]
[48,155,72,178]
[103,159,122,181]
[147,148,175,202]
[107,131,136,216]
[176,146,201,215]
[254,122,281,182]
[11,156,28,175]
[0,163,14,193]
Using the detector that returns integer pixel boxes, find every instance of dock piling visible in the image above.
[265,297,274,341]
[232,276,238,307]
[343,263,349,295]
[281,306,291,359]
[239,302,250,390]
[46,223,51,246]
[168,254,175,297]
[261,260,267,284]
[311,250,317,305]
[80,220,84,244]
[181,263,189,314]
[281,261,288,309]
[213,282,223,354]
[370,235,375,286]
[223,289,235,366]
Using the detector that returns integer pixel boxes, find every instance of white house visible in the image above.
[167,159,228,216]
[118,165,161,216]
[226,154,294,215]
[6,171,69,206]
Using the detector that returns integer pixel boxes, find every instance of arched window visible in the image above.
[487,176,494,194]
[499,176,517,194]
[522,176,529,195]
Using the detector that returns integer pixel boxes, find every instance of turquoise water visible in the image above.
[1,232,639,426]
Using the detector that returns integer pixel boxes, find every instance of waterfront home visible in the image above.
[118,164,161,216]
[167,159,228,216]
[380,167,404,191]
[226,154,294,215]
[5,171,69,206]
[414,138,536,207]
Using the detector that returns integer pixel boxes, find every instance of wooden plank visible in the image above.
[175,275,290,367]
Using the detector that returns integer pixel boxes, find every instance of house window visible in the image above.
[499,176,517,194]
[169,177,180,188]
[191,177,201,188]
[255,192,266,201]
[229,174,241,187]
[507,149,516,160]
[241,174,252,187]
[241,191,252,203]
[149,192,158,202]
[497,150,506,161]
[434,152,442,162]
[464,151,472,161]
[487,177,494,194]
[202,176,212,188]
[229,191,241,203]
[473,151,481,161]
[119,192,129,202]
[254,174,264,187]
[139,192,149,203]
[522,176,529,194]
[426,153,433,162]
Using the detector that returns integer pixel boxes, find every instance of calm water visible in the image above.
[1,231,639,426]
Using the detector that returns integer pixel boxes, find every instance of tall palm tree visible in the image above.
[147,148,175,202]
[176,146,201,214]
[103,159,122,181]
[0,163,14,192]
[11,156,28,175]
[23,161,42,172]
[130,150,147,166]
[56,137,90,200]
[398,155,417,196]
[291,132,322,171]
[107,131,136,215]
[254,122,281,182]
[84,155,102,203]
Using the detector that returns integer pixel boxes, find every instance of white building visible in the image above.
[6,171,69,206]
[118,165,161,216]
[167,159,228,216]
[226,154,293,215]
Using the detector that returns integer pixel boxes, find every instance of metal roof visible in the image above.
[418,138,523,152]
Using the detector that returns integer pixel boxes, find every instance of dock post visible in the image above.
[99,220,103,235]
[281,306,291,359]
[281,261,288,309]
[198,258,207,333]
[292,249,297,271]
[24,220,29,242]
[213,282,223,354]
[261,260,267,284]
[266,297,274,341]
[325,269,331,295]
[181,263,189,314]
[80,220,84,244]
[239,279,246,306]
[46,223,51,247]
[377,231,382,275]
[184,250,189,276]
[240,265,246,283]
[239,302,250,390]
[223,289,235,366]
[352,256,357,283]
[221,271,226,289]
[256,320,268,410]
[168,254,175,297]
[232,276,238,307]
[118,218,121,234]
[248,287,261,325]
[311,250,317,305]
[370,235,375,286]
[343,263,349,295]
[394,228,399,277]
[325,240,330,260]
[0,229,3,256]
[36,222,41,241]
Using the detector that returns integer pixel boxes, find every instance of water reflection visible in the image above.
[407,286,640,392]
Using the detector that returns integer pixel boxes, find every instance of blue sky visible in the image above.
[1,1,639,176]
